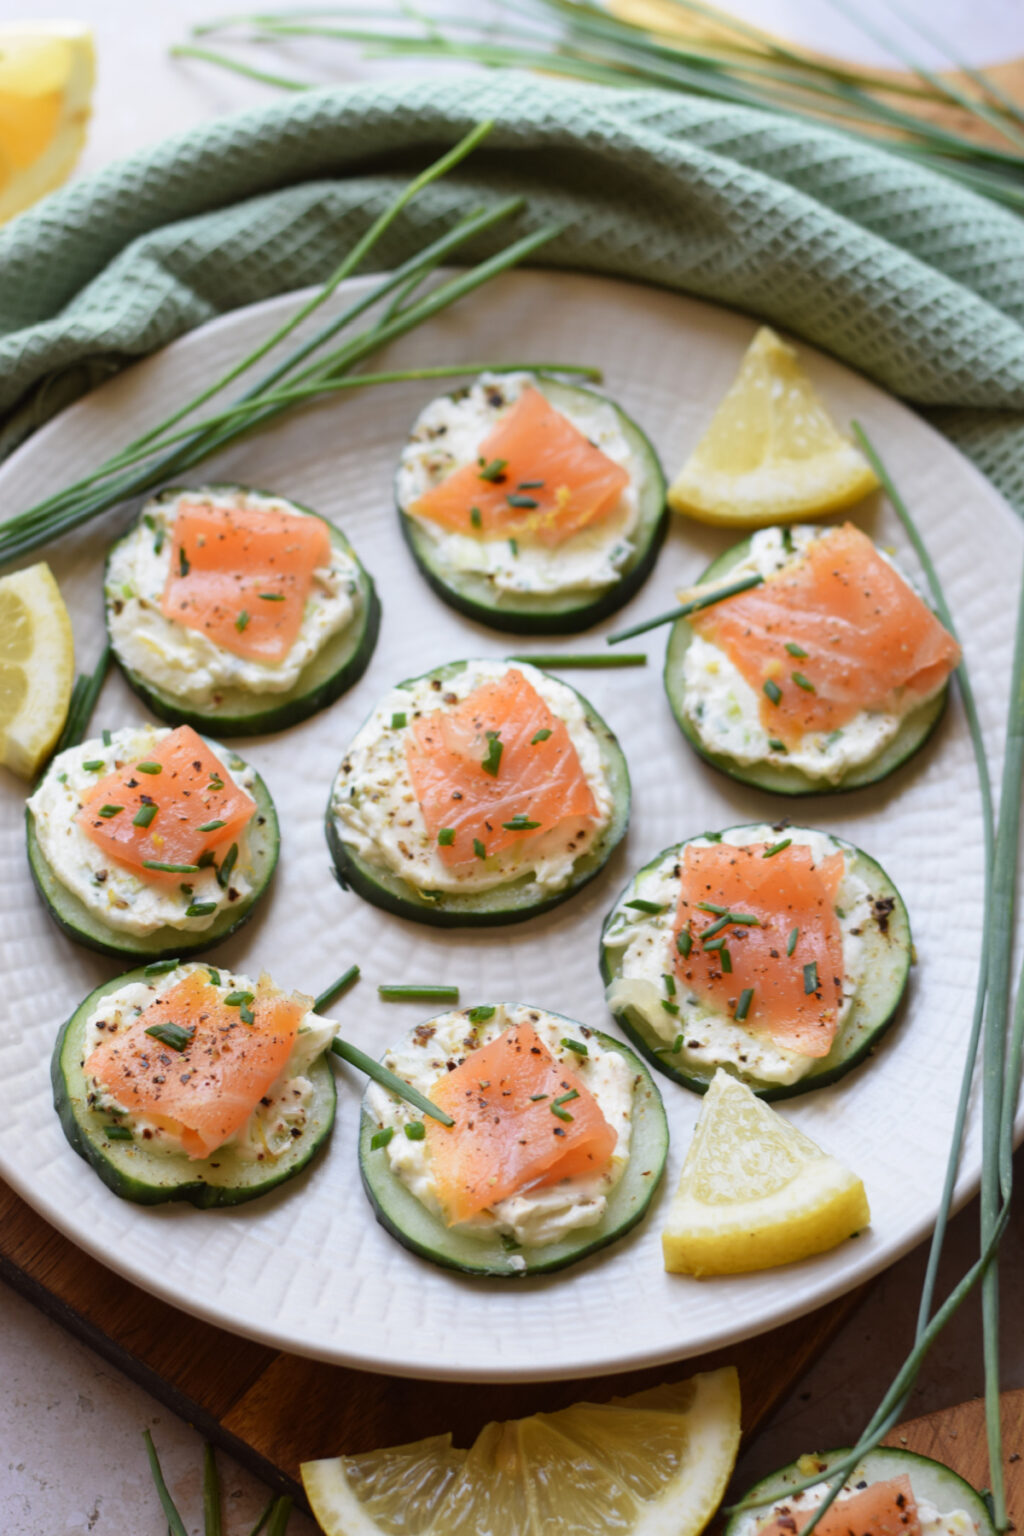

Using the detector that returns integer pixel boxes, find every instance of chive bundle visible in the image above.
[47,645,111,766]
[0,122,601,569]
[143,1431,291,1535]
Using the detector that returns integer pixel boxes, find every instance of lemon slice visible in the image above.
[0,21,94,224]
[668,327,879,528]
[0,561,74,778]
[663,1070,869,1276]
[302,1365,741,1536]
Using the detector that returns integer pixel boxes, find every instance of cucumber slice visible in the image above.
[52,966,336,1208]
[106,485,380,736]
[27,742,279,961]
[397,377,668,634]
[600,825,911,1100]
[326,660,631,928]
[359,1018,668,1277]
[725,1447,996,1536]
[663,534,949,795]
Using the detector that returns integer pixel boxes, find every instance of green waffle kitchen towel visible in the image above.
[1,73,1023,512]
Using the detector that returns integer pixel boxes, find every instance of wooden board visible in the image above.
[884,1389,1024,1525]
[0,1175,865,1513]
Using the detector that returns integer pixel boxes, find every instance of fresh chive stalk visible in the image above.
[142,1431,190,1536]
[606,573,764,644]
[203,1443,222,1536]
[329,1037,454,1126]
[313,964,360,1013]
[48,645,111,764]
[507,652,647,667]
[377,984,460,1002]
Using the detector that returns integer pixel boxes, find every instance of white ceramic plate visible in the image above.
[0,271,1020,1382]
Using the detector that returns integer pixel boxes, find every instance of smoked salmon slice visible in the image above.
[405,668,598,868]
[77,725,255,877]
[409,386,630,548]
[161,497,331,663]
[674,842,845,1057]
[424,1020,617,1225]
[690,523,961,746]
[756,1476,921,1536]
[86,969,304,1159]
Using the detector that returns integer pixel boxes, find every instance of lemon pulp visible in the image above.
[0,22,94,223]
[0,562,74,778]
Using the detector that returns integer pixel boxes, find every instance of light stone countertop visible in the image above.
[2,1,1023,1530]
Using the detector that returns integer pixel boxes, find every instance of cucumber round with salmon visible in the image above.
[359,1004,668,1277]
[105,484,380,735]
[664,523,958,794]
[326,657,630,928]
[26,723,279,960]
[725,1446,996,1536]
[396,372,668,633]
[600,824,911,1100]
[53,962,337,1207]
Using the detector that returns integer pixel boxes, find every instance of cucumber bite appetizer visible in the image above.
[601,824,911,1099]
[360,1003,668,1276]
[396,372,667,632]
[665,522,961,793]
[53,961,337,1206]
[326,657,630,926]
[727,1447,995,1536]
[27,723,278,959]
[105,484,380,734]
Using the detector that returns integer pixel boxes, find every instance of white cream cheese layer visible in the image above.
[731,1476,978,1536]
[604,826,871,1087]
[364,1005,634,1248]
[679,525,939,783]
[106,486,360,705]
[329,658,613,895]
[82,963,336,1162]
[28,725,256,935]
[397,372,642,595]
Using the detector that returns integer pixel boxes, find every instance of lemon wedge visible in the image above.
[663,1070,869,1276]
[668,327,879,528]
[302,1365,741,1536]
[0,21,94,224]
[0,561,74,778]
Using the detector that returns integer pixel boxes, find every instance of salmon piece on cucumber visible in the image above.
[756,1475,921,1536]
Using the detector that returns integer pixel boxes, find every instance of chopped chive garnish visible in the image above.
[702,936,726,952]
[329,1037,453,1126]
[313,964,360,1012]
[508,537,519,556]
[469,505,482,528]
[207,968,220,985]
[787,926,800,956]
[185,901,218,917]
[785,641,808,658]
[473,837,486,860]
[481,730,503,776]
[208,775,224,791]
[258,591,285,601]
[735,987,754,1022]
[377,984,460,1002]
[554,1089,579,1106]
[105,1124,133,1141]
[677,929,693,958]
[791,671,816,692]
[239,1002,255,1025]
[178,547,190,577]
[500,1234,521,1252]
[371,1127,394,1150]
[663,973,676,996]
[133,803,158,828]
[606,572,765,644]
[762,839,792,858]
[654,1035,684,1057]
[235,609,250,633]
[468,1005,496,1023]
[768,738,787,752]
[804,961,819,994]
[507,652,647,668]
[224,990,254,1008]
[478,457,507,481]
[144,1021,194,1052]
[551,1093,577,1121]
[197,819,225,832]
[438,827,456,846]
[144,958,180,976]
[720,947,733,974]
[763,678,783,705]
[97,803,123,818]
[502,814,541,831]
[506,492,538,509]
[662,999,680,1015]
[101,729,112,747]
[696,901,729,915]
[404,1121,426,1141]
[197,849,216,868]
[561,1037,588,1056]
[625,898,665,915]
[530,728,551,744]
[529,1093,549,1101]
[390,710,408,729]
[142,859,199,873]
[82,759,104,771]
[216,843,238,889]
[781,527,794,553]
[137,761,162,775]
[701,914,732,941]
[518,479,545,489]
